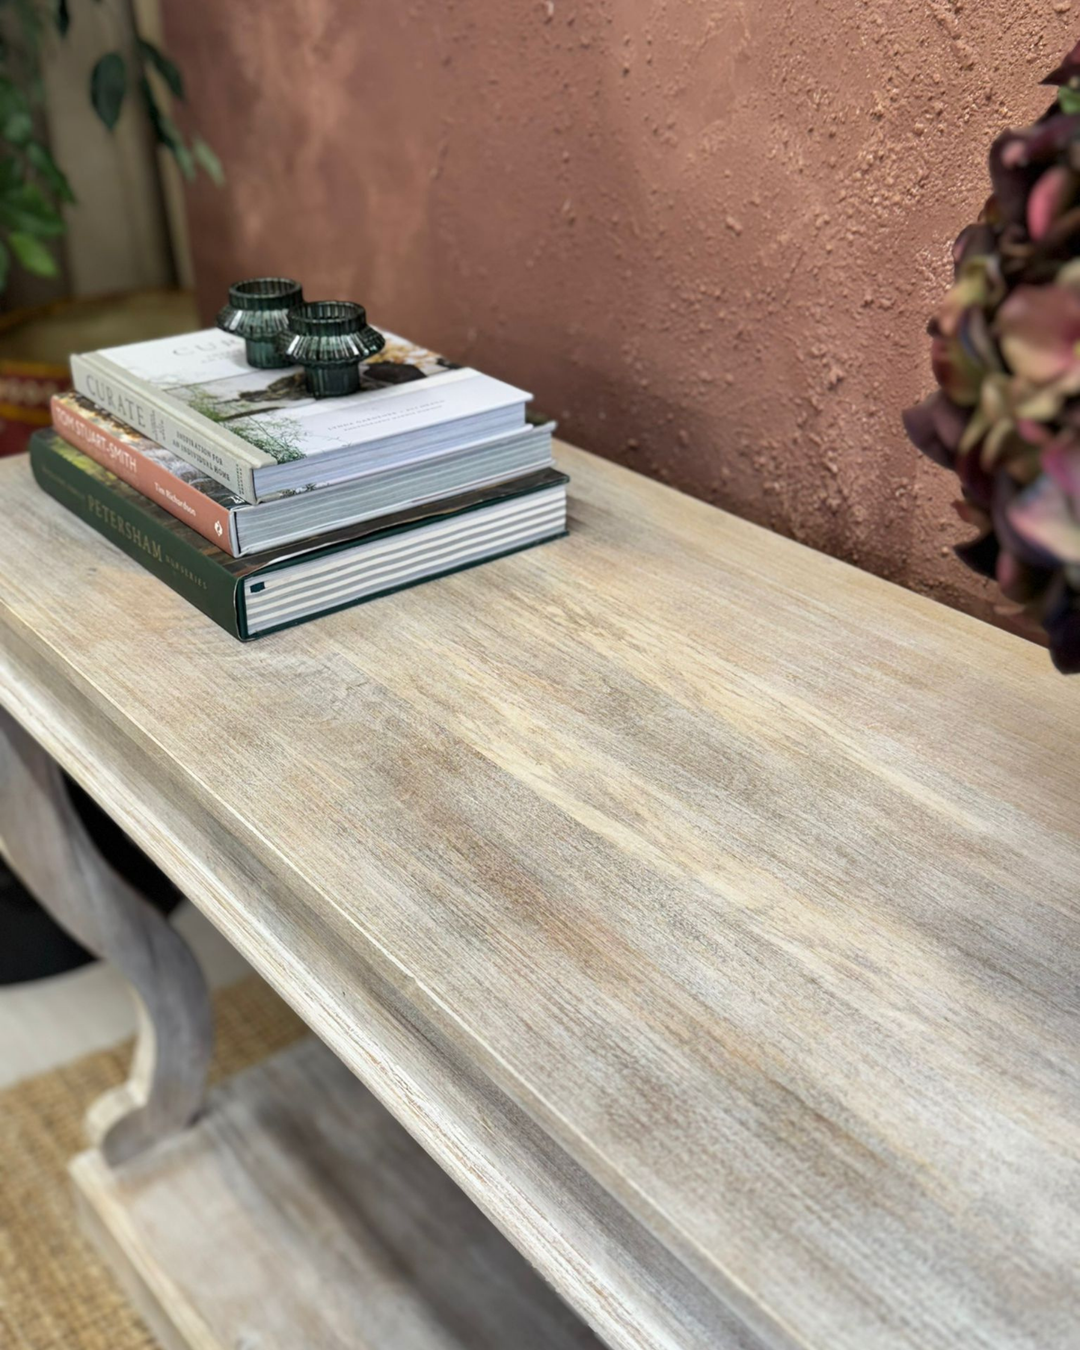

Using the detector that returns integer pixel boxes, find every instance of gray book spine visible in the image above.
[70,353,260,503]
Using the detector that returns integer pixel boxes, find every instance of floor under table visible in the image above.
[72,1034,603,1350]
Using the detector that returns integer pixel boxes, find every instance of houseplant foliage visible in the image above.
[0,0,220,290]
[904,41,1080,672]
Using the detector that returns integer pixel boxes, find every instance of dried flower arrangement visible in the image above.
[904,41,1080,672]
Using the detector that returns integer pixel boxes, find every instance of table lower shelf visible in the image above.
[71,1036,603,1350]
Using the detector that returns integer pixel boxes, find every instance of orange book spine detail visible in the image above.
[50,394,234,552]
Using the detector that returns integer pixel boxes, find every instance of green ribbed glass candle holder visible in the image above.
[283,301,386,398]
[216,278,304,369]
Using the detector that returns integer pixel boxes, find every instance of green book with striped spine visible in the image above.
[30,430,568,641]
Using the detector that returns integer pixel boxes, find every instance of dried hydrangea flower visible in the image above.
[904,43,1080,671]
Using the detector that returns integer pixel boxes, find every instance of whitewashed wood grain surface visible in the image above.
[2,442,1079,1350]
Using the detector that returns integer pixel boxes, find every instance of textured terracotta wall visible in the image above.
[164,1,1075,626]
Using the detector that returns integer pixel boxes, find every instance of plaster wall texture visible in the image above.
[163,1,1076,628]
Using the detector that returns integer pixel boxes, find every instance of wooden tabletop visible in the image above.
[2,443,1079,1350]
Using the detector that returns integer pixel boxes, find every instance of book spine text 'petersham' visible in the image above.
[30,432,243,638]
[50,395,238,555]
[69,353,259,503]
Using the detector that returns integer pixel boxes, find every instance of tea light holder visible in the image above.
[283,301,386,398]
[216,277,304,369]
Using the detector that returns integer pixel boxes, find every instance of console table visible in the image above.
[1,441,1078,1350]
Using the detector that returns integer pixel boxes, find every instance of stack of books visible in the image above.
[31,326,567,639]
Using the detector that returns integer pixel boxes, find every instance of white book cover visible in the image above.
[71,327,530,503]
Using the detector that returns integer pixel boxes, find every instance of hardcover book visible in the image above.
[70,327,530,505]
[30,430,568,641]
[52,391,555,558]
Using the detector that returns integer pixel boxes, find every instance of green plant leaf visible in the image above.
[3,108,32,146]
[0,76,32,140]
[8,231,58,276]
[0,182,65,236]
[0,157,22,194]
[170,135,194,181]
[1060,87,1080,115]
[140,76,194,179]
[90,52,126,130]
[0,77,30,127]
[138,38,184,100]
[191,135,223,186]
[0,239,10,292]
[55,0,70,35]
[26,140,74,202]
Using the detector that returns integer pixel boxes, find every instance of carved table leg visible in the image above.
[0,704,211,1164]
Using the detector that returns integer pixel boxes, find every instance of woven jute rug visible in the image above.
[0,975,305,1350]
